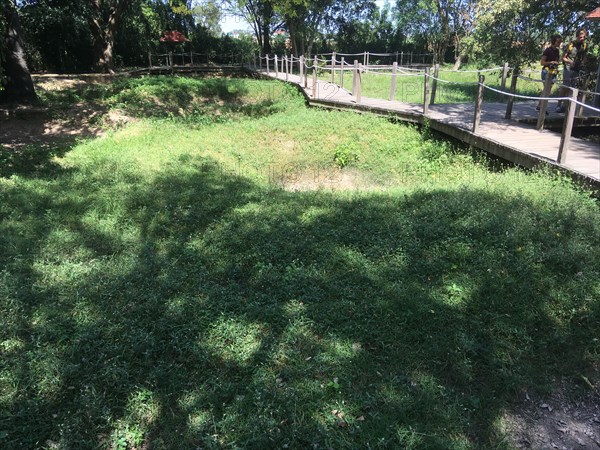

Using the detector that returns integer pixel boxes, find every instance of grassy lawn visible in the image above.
[313,65,545,104]
[1,76,599,449]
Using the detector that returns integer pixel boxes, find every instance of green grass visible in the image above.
[314,65,544,104]
[1,76,600,449]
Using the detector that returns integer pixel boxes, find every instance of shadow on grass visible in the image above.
[0,141,75,178]
[1,160,599,449]
[38,76,299,122]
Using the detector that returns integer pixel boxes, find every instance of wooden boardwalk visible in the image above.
[259,70,600,186]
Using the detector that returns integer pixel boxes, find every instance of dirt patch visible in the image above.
[0,77,134,150]
[279,167,382,191]
[503,378,600,449]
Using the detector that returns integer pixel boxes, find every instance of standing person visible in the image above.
[537,34,562,113]
[556,28,588,113]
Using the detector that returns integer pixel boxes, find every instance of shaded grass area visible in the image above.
[36,75,302,122]
[1,77,600,449]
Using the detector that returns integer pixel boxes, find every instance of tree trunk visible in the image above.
[261,21,271,55]
[453,53,463,71]
[89,0,129,73]
[0,1,36,103]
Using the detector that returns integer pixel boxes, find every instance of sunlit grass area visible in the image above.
[314,65,544,103]
[1,77,599,449]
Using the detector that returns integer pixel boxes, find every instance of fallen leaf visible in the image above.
[357,416,365,421]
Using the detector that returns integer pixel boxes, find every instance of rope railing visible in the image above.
[257,59,597,167]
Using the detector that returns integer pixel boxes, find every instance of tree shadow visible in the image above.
[0,140,75,178]
[1,160,599,448]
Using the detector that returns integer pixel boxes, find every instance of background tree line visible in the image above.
[1,0,598,102]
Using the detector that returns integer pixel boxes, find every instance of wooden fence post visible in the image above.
[331,52,336,83]
[148,51,152,69]
[400,51,403,66]
[190,51,194,66]
[169,51,173,68]
[473,75,485,133]
[304,56,309,88]
[430,63,440,105]
[285,56,289,81]
[536,73,554,131]
[501,62,509,91]
[340,57,345,88]
[266,54,270,75]
[577,92,586,117]
[352,60,358,95]
[366,51,370,67]
[390,61,398,101]
[356,63,362,103]
[423,67,430,115]
[312,56,318,98]
[557,88,579,164]
[275,55,279,77]
[363,51,367,66]
[505,69,519,119]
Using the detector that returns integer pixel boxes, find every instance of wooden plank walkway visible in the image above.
[260,70,600,185]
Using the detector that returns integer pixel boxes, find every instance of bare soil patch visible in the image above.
[0,76,132,151]
[503,377,600,449]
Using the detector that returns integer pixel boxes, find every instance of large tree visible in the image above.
[89,0,133,72]
[0,0,36,103]
[225,0,281,55]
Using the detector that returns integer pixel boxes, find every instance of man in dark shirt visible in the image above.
[557,29,587,113]
[537,34,562,112]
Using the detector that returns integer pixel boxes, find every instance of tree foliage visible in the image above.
[0,0,598,82]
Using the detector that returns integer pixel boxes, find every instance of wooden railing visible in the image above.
[254,53,600,166]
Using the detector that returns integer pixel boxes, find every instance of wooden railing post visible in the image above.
[501,62,509,91]
[400,51,403,66]
[148,51,152,69]
[430,63,440,105]
[473,75,485,133]
[275,55,279,77]
[340,57,345,88]
[577,92,586,117]
[169,51,173,68]
[390,61,398,101]
[366,51,370,67]
[304,56,309,88]
[266,54,270,75]
[352,60,358,95]
[536,73,554,131]
[423,67,430,115]
[331,52,336,83]
[505,69,519,119]
[190,51,194,66]
[281,56,284,74]
[557,88,579,164]
[356,63,362,103]
[363,51,367,66]
[312,56,318,98]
